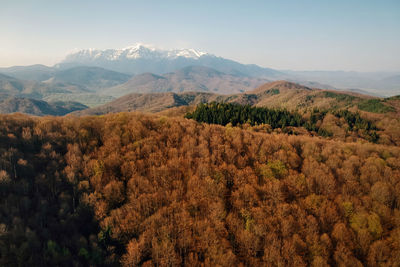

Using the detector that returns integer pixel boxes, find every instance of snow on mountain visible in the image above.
[58,43,284,78]
[63,43,209,62]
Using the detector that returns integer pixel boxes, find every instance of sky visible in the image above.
[1,0,399,71]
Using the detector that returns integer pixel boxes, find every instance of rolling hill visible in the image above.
[0,64,55,81]
[0,65,131,90]
[0,96,88,116]
[45,66,131,91]
[0,73,37,95]
[0,66,130,106]
[77,81,399,116]
[0,72,91,99]
[102,66,270,97]
[283,70,400,96]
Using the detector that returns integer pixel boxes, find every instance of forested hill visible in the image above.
[185,102,380,143]
[74,81,400,146]
[0,112,400,266]
[0,96,88,116]
[76,81,399,116]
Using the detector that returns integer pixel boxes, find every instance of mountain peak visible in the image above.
[122,43,156,51]
[63,44,209,63]
[56,44,285,78]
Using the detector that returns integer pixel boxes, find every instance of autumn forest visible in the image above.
[0,110,399,266]
[2,0,400,265]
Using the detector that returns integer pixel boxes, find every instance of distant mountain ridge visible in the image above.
[1,43,399,97]
[102,66,270,97]
[0,66,128,106]
[45,66,131,91]
[0,95,87,116]
[58,43,284,78]
[64,43,209,61]
[283,70,400,96]
[55,44,400,96]
[0,73,38,96]
[0,64,54,81]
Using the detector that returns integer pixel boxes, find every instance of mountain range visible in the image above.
[0,66,129,106]
[102,66,270,97]
[56,44,399,96]
[0,43,399,114]
[0,64,273,107]
[0,66,131,92]
[58,43,283,78]
[0,94,87,116]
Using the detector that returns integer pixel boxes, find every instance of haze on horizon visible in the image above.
[1,0,399,72]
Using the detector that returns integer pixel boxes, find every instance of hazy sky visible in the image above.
[1,0,399,71]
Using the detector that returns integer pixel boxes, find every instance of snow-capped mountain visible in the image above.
[57,43,283,78]
[63,43,209,62]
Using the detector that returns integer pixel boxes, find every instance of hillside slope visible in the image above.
[0,71,92,98]
[0,112,399,266]
[79,81,399,115]
[102,66,270,97]
[0,67,129,106]
[0,96,88,116]
[0,64,55,81]
[46,66,131,91]
[0,73,37,95]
